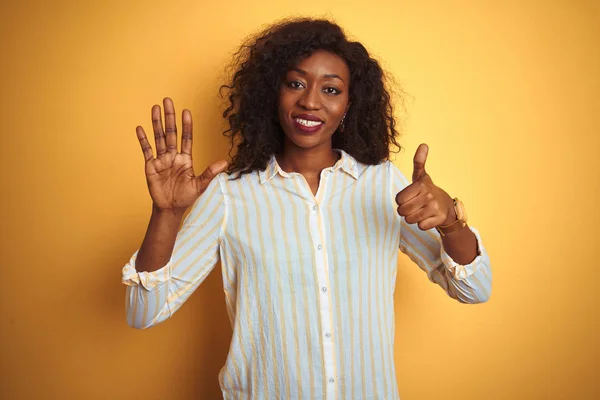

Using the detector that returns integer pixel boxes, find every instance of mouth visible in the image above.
[293,114,324,134]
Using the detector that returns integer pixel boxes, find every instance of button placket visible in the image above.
[308,195,336,399]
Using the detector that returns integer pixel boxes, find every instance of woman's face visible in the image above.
[278,50,350,151]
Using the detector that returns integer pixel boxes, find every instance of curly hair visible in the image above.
[220,17,402,178]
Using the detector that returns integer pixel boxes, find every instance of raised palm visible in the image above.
[136,98,228,213]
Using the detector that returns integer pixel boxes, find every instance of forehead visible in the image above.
[291,50,350,80]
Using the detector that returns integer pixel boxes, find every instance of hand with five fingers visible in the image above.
[395,144,457,231]
[135,97,229,214]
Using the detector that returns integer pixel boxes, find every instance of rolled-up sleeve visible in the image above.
[390,161,492,304]
[400,224,492,303]
[121,173,227,328]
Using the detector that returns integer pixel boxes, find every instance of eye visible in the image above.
[323,87,341,95]
[287,80,304,89]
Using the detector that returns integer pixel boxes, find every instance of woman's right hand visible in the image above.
[136,97,229,214]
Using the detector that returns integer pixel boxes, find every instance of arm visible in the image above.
[122,97,229,328]
[439,223,478,265]
[399,217,492,304]
[135,207,186,273]
[390,151,492,304]
[122,175,226,328]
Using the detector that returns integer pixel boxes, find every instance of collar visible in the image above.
[259,149,359,184]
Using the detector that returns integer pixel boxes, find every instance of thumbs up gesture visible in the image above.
[395,144,457,231]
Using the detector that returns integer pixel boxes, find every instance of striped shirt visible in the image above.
[122,148,492,399]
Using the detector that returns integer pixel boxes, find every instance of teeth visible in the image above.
[295,118,322,127]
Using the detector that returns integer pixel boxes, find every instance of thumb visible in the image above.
[198,160,229,188]
[209,159,230,175]
[412,143,429,182]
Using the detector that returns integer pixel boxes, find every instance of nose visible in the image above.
[298,86,321,110]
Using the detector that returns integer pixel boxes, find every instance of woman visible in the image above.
[122,18,492,399]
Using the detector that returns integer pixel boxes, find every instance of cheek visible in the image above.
[277,93,293,119]
[331,97,349,119]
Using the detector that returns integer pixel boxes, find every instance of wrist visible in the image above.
[441,201,457,227]
[436,197,468,237]
[442,222,470,236]
[152,204,186,219]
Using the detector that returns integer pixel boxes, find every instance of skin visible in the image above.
[132,52,477,273]
[275,50,350,195]
[276,50,477,264]
[396,143,479,264]
[133,98,229,272]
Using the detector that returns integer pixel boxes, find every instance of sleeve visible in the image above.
[389,161,492,304]
[121,173,227,328]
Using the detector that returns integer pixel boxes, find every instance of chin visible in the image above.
[286,133,331,150]
[283,125,334,150]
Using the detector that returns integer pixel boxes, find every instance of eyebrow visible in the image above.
[292,67,345,83]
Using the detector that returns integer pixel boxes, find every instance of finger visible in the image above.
[197,160,230,191]
[418,216,444,231]
[395,181,424,206]
[163,98,178,153]
[181,109,193,155]
[135,126,154,162]
[151,104,167,156]
[397,191,430,216]
[412,143,429,182]
[403,205,436,225]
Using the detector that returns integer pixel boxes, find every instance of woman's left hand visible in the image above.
[395,144,457,231]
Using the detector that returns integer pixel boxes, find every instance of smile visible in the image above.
[294,118,323,127]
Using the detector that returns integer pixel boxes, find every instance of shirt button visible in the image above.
[313,205,318,211]
[321,286,327,293]
[325,332,331,338]
[329,378,335,383]
[317,244,322,250]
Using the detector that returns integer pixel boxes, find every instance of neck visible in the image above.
[276,143,340,176]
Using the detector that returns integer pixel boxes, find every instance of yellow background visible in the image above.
[1,0,599,399]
